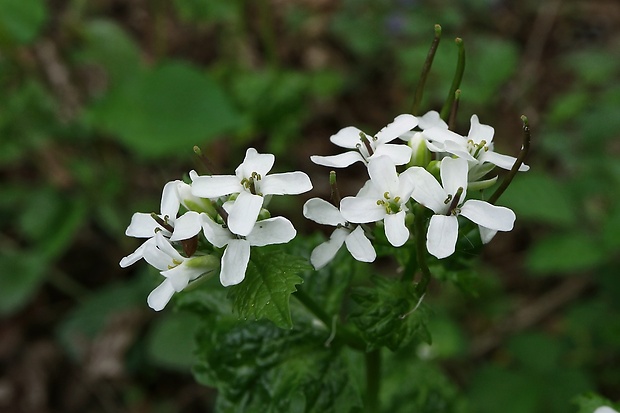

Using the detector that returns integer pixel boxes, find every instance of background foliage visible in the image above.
[1,0,619,411]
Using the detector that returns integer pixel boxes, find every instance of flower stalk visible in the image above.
[411,24,442,116]
[440,37,466,121]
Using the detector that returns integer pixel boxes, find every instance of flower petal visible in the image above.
[162,261,205,292]
[368,155,399,194]
[443,139,476,161]
[344,226,376,262]
[246,217,296,247]
[478,226,498,244]
[143,240,173,271]
[467,115,495,145]
[330,126,365,149]
[384,210,409,247]
[237,148,275,178]
[191,175,242,198]
[440,157,469,198]
[310,151,364,168]
[147,279,175,311]
[119,237,155,268]
[154,231,184,262]
[372,143,413,166]
[227,191,263,236]
[418,110,448,130]
[220,239,250,286]
[170,211,202,241]
[310,227,348,269]
[460,200,515,231]
[259,171,312,195]
[423,127,462,145]
[375,114,418,144]
[201,215,233,248]
[303,198,345,226]
[125,212,161,238]
[426,215,459,259]
[160,181,181,219]
[340,196,386,223]
[409,167,448,214]
[480,150,530,171]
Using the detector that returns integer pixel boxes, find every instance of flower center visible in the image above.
[445,187,464,216]
[240,172,263,196]
[376,191,401,214]
[355,132,376,161]
[467,139,488,158]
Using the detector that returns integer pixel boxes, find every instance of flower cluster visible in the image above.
[120,148,312,310]
[304,111,526,267]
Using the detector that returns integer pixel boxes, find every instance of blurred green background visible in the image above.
[1,0,619,412]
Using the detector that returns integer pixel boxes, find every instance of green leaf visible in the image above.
[146,312,201,370]
[350,276,430,351]
[87,61,240,158]
[500,171,577,227]
[193,320,362,413]
[227,248,308,329]
[526,233,606,275]
[0,0,47,44]
[0,249,46,315]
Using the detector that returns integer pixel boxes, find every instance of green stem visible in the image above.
[293,290,365,351]
[448,89,461,130]
[488,115,531,204]
[365,349,381,412]
[411,24,442,116]
[440,38,465,121]
[414,204,432,295]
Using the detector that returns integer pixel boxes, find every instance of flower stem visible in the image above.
[488,115,531,204]
[293,289,365,351]
[440,38,465,121]
[411,24,441,116]
[365,349,381,412]
[414,204,432,295]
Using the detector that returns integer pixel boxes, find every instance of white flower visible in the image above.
[409,157,516,259]
[340,156,416,247]
[424,114,529,180]
[303,198,376,269]
[144,232,218,311]
[201,214,296,287]
[191,148,312,237]
[594,407,619,413]
[311,114,418,168]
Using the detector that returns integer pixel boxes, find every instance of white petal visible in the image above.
[246,217,296,246]
[418,110,447,130]
[340,196,386,223]
[237,148,274,178]
[147,279,175,311]
[344,226,376,262]
[330,126,365,149]
[170,211,202,241]
[189,170,199,181]
[460,200,515,231]
[375,114,418,144]
[160,181,181,219]
[220,239,250,286]
[440,157,469,198]
[594,407,619,413]
[427,215,459,259]
[143,241,173,271]
[397,167,417,200]
[125,212,160,238]
[368,156,399,194]
[227,191,263,236]
[201,215,233,248]
[443,140,477,161]
[467,115,495,145]
[119,238,155,268]
[423,127,463,145]
[161,262,205,292]
[310,151,364,168]
[480,150,529,171]
[191,175,242,198]
[259,171,312,195]
[303,198,345,226]
[372,143,413,166]
[478,226,498,244]
[409,167,448,214]
[310,227,348,269]
[384,211,409,247]
[154,231,184,261]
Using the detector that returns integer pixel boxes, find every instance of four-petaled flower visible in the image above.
[424,114,529,180]
[201,214,297,286]
[340,156,416,247]
[311,114,418,168]
[409,157,516,259]
[144,232,219,311]
[303,198,376,269]
[191,148,312,237]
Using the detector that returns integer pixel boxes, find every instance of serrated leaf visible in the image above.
[193,320,362,413]
[350,276,430,351]
[227,248,308,329]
